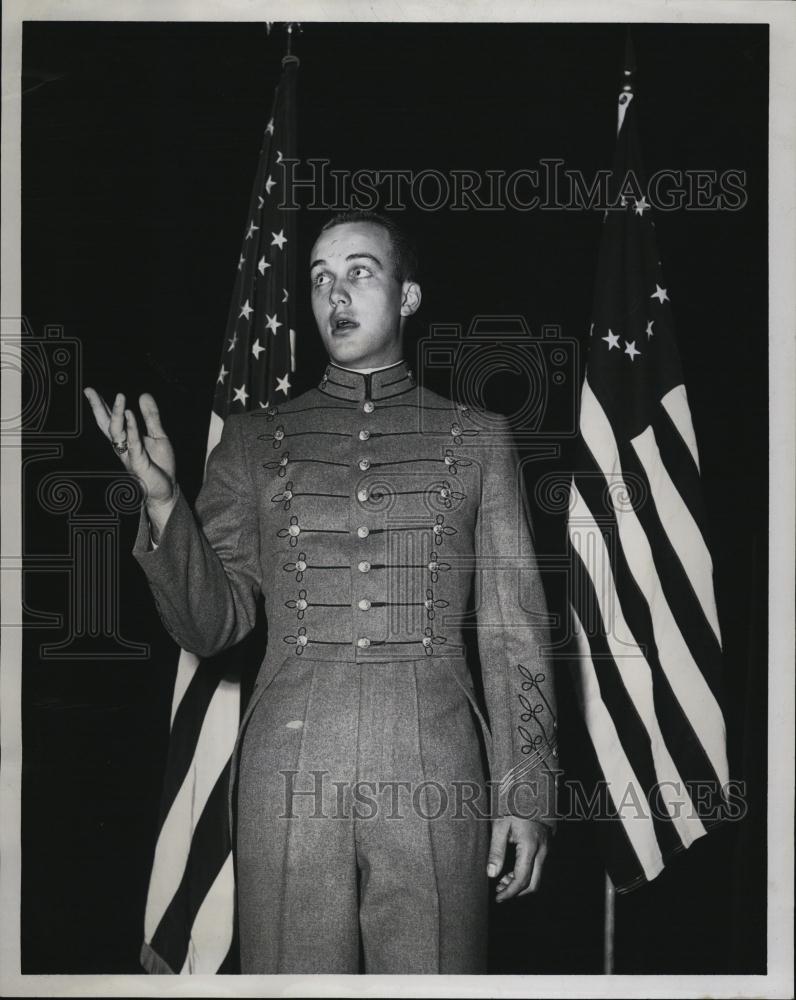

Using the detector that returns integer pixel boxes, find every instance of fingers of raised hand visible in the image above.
[138,393,167,440]
[109,392,127,443]
[83,387,114,438]
[123,408,146,463]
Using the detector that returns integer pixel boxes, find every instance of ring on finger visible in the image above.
[112,436,129,456]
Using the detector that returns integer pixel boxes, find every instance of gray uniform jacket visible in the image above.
[133,359,559,825]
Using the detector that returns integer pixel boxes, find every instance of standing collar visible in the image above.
[318,359,416,402]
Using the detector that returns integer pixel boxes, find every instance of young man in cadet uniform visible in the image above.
[84,210,559,974]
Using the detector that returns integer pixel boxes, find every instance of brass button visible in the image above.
[358,599,371,611]
[297,598,308,611]
[298,634,308,647]
[275,428,285,440]
[422,635,432,647]
[359,429,370,441]
[357,526,369,539]
[357,488,369,503]
[296,560,307,572]
[288,523,300,536]
[428,560,439,572]
[358,560,371,573]
[358,458,371,471]
[357,637,371,648]
[363,400,375,414]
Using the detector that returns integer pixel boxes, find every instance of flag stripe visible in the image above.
[154,659,230,817]
[650,404,708,541]
[149,761,233,973]
[569,489,706,849]
[660,384,700,471]
[170,649,200,727]
[630,424,722,645]
[618,442,726,708]
[144,675,239,941]
[181,854,236,974]
[569,603,665,882]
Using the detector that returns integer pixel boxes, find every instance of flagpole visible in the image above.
[599,29,632,977]
[603,872,616,973]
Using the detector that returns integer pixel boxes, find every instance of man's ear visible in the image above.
[400,281,422,317]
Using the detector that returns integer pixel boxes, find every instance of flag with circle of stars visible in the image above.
[567,58,730,895]
[213,55,298,421]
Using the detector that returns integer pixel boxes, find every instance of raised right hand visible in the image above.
[84,388,177,511]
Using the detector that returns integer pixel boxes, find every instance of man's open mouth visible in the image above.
[333,317,359,331]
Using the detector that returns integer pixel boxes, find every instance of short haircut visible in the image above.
[317,209,420,285]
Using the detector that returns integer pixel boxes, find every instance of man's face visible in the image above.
[309,221,420,369]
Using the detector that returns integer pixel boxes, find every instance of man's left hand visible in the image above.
[487,816,551,902]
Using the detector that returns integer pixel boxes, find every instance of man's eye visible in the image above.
[312,272,330,287]
[350,266,372,279]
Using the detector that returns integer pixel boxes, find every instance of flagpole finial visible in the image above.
[623,27,636,94]
[282,22,302,65]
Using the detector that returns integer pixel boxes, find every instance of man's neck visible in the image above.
[335,359,404,376]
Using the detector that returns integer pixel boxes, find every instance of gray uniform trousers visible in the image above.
[235,653,490,973]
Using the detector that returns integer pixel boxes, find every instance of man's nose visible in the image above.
[328,278,351,306]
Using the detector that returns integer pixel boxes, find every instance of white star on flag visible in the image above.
[246,220,259,240]
[258,401,269,409]
[227,333,238,352]
[282,288,289,303]
[251,338,265,360]
[624,340,641,360]
[276,373,291,396]
[634,196,650,216]
[590,322,595,337]
[258,256,270,276]
[271,230,287,250]
[276,150,283,164]
[239,299,253,320]
[266,118,274,135]
[646,320,655,338]
[265,175,276,195]
[233,384,249,406]
[651,283,669,304]
[602,329,620,350]
[257,196,264,209]
[237,253,246,271]
[265,313,283,335]
[217,364,229,384]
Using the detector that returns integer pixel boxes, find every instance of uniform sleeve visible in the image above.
[131,413,262,659]
[474,414,560,826]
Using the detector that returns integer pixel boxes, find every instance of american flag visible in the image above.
[566,62,730,893]
[140,51,298,973]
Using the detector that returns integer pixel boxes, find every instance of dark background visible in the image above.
[20,21,767,974]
